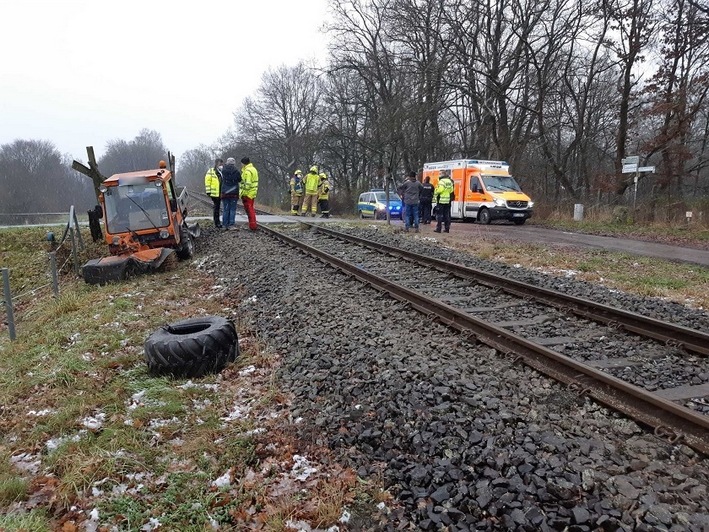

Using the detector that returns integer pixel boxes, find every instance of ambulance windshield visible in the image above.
[482,175,522,192]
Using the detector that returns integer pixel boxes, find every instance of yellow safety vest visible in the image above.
[240,163,259,199]
[435,177,454,204]
[204,168,221,197]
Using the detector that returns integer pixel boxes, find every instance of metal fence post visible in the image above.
[69,227,79,275]
[2,268,16,341]
[49,252,59,296]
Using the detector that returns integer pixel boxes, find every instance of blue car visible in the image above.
[357,189,403,220]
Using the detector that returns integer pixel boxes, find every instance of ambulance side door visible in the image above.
[466,174,485,220]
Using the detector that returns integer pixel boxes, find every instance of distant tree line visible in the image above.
[211,0,709,218]
[2,0,707,220]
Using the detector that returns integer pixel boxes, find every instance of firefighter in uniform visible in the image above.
[204,158,223,228]
[434,173,454,233]
[290,170,304,215]
[318,172,331,218]
[301,166,320,217]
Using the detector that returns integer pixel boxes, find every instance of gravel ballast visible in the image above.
[196,225,709,531]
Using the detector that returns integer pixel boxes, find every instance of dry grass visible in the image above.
[0,227,383,530]
[445,237,709,309]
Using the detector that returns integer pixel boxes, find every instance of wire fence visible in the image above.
[1,207,85,341]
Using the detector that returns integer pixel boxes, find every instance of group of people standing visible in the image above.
[397,172,455,233]
[289,166,330,217]
[204,157,259,231]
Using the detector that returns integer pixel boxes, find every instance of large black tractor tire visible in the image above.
[144,316,238,378]
[176,225,194,260]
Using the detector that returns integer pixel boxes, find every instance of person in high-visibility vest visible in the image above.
[300,166,320,216]
[318,172,331,218]
[290,170,304,215]
[204,158,223,228]
[240,157,259,231]
[434,173,454,233]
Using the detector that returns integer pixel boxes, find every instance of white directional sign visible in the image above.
[638,166,655,172]
[622,164,638,173]
[622,156,640,165]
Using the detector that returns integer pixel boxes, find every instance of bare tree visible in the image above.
[98,129,169,176]
[605,0,658,194]
[0,139,93,213]
[641,0,709,201]
[231,62,325,205]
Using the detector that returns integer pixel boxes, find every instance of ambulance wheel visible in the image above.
[513,219,526,225]
[359,210,366,219]
[144,316,238,378]
[477,208,492,225]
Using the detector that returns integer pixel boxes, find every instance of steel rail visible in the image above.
[261,224,709,455]
[305,224,709,357]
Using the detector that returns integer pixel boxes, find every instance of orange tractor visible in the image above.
[82,159,200,285]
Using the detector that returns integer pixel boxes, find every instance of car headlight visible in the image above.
[159,229,169,239]
[528,201,535,208]
[493,198,506,207]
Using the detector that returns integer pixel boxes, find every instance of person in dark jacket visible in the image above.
[397,171,423,232]
[419,176,435,224]
[221,157,241,230]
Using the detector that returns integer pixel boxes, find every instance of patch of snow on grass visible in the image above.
[211,469,232,488]
[339,509,351,523]
[291,455,317,482]
[238,365,256,376]
[10,452,40,474]
[27,409,53,417]
[221,405,248,422]
[140,518,161,531]
[81,412,106,431]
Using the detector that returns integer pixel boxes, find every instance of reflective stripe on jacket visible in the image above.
[304,171,320,194]
[240,163,259,199]
[435,177,454,204]
[204,168,221,197]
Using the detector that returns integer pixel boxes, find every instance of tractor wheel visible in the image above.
[176,226,194,260]
[144,316,238,378]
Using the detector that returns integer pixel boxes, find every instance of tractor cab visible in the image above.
[82,161,199,285]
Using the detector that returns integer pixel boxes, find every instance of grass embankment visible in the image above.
[467,239,709,309]
[536,216,709,249]
[0,227,383,531]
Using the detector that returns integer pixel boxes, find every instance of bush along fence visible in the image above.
[1,207,84,341]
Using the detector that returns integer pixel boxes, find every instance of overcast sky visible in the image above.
[0,0,330,162]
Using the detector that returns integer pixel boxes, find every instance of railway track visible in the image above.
[259,222,709,455]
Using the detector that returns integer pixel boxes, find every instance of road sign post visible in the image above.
[621,156,655,211]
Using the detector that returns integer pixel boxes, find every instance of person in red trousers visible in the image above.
[239,157,259,230]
